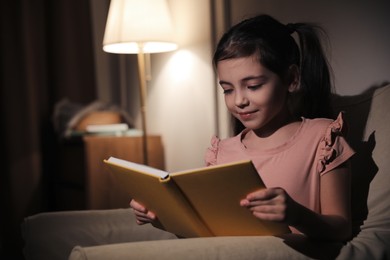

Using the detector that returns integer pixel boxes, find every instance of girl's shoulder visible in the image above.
[313,112,354,173]
[303,117,334,130]
[204,134,243,166]
[294,113,353,174]
[302,112,347,136]
[208,132,244,149]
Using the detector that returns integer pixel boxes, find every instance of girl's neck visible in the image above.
[242,109,300,150]
[252,108,297,138]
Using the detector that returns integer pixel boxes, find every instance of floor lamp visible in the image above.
[102,0,177,165]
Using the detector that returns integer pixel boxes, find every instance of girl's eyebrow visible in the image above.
[219,75,267,86]
[241,75,267,82]
[218,80,232,86]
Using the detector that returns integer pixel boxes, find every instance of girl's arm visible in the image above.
[296,163,351,240]
[240,163,351,241]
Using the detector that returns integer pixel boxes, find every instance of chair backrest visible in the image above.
[333,84,390,258]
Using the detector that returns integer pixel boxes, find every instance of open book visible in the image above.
[104,157,290,238]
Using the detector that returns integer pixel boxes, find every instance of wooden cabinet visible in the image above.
[54,135,164,210]
[83,135,165,209]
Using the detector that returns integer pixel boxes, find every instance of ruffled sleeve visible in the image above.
[204,135,220,166]
[317,112,353,174]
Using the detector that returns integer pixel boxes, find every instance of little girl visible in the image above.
[131,14,355,241]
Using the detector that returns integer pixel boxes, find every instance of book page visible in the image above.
[104,157,213,237]
[107,156,169,179]
[171,160,290,236]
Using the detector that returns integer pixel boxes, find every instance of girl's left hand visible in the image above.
[240,187,298,224]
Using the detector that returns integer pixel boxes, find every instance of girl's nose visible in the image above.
[235,91,249,108]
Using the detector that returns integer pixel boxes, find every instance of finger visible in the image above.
[133,208,156,221]
[240,198,250,207]
[135,216,150,223]
[130,200,147,213]
[130,199,144,210]
[249,204,288,223]
[252,211,286,222]
[241,191,273,207]
[135,218,151,225]
[248,187,286,201]
[247,195,287,207]
[133,211,153,222]
[136,219,146,225]
[146,210,156,220]
[241,197,268,207]
[251,204,286,217]
[246,188,275,201]
[250,203,286,213]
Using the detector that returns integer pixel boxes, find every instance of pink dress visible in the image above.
[205,113,355,217]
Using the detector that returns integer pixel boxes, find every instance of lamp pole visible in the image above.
[102,0,177,167]
[136,43,149,165]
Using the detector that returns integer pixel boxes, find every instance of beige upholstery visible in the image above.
[22,84,390,260]
[21,209,176,260]
[335,84,390,259]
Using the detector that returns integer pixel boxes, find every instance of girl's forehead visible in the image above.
[217,57,265,75]
[217,57,276,83]
[218,56,258,68]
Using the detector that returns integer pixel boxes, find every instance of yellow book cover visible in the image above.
[104,157,290,238]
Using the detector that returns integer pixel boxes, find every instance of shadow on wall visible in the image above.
[333,82,389,236]
[280,82,389,259]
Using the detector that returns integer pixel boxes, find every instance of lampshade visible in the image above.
[103,0,177,54]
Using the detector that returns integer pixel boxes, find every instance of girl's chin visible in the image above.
[242,121,269,132]
[241,123,261,130]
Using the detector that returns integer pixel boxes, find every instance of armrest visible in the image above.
[69,234,342,260]
[22,208,176,260]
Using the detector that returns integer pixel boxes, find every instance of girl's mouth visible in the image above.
[238,111,256,120]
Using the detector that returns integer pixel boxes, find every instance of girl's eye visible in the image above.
[247,84,262,90]
[223,89,233,95]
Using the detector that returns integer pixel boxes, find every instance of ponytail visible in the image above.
[290,23,334,119]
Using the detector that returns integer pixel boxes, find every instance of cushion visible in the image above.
[333,84,390,259]
[22,208,176,260]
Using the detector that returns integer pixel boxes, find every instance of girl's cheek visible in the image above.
[224,96,235,109]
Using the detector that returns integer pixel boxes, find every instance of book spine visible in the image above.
[158,178,213,237]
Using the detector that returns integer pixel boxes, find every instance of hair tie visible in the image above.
[286,23,295,34]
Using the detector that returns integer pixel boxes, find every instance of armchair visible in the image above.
[22,84,390,259]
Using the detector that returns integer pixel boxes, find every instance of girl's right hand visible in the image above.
[129,199,157,225]
[240,187,299,225]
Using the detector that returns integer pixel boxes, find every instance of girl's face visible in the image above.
[217,55,292,135]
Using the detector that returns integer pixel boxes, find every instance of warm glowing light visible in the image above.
[103,0,178,54]
[166,50,195,83]
[103,42,177,54]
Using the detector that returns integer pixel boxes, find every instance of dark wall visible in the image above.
[228,0,390,94]
[0,0,97,258]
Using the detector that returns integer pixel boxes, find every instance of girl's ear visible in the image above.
[287,65,300,93]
